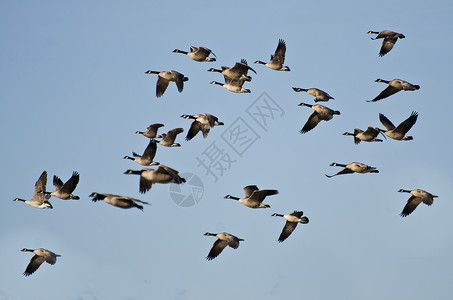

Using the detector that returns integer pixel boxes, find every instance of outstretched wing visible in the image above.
[379,37,398,57]
[59,172,80,194]
[370,85,400,102]
[300,112,322,133]
[400,196,422,217]
[271,39,286,65]
[379,113,396,131]
[206,239,228,260]
[394,111,418,135]
[278,221,298,242]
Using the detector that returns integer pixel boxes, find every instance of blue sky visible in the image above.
[1,1,453,299]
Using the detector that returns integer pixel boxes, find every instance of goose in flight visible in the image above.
[378,111,418,140]
[224,185,278,208]
[368,79,420,102]
[326,162,379,178]
[298,103,340,133]
[367,30,405,56]
[46,171,80,200]
[181,113,224,141]
[173,46,216,62]
[21,248,61,276]
[255,39,290,71]
[343,127,384,144]
[208,59,256,81]
[14,171,53,209]
[210,77,251,93]
[124,165,185,194]
[204,232,244,260]
[272,211,309,242]
[90,192,150,210]
[293,87,334,102]
[145,70,188,98]
[124,139,159,166]
[398,189,438,217]
[156,128,184,147]
[135,123,164,138]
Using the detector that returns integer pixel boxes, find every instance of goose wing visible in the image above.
[243,185,259,198]
[325,167,355,178]
[206,239,228,260]
[164,128,184,143]
[371,85,401,102]
[278,221,298,242]
[146,123,164,137]
[195,46,212,58]
[205,113,218,127]
[142,140,157,160]
[231,59,257,75]
[400,80,419,91]
[156,76,170,97]
[24,255,46,276]
[170,70,185,92]
[157,164,184,183]
[226,235,241,249]
[120,196,150,205]
[314,89,333,102]
[58,172,80,194]
[290,211,304,218]
[400,195,422,217]
[52,175,64,190]
[139,172,153,194]
[394,111,418,135]
[186,121,203,141]
[363,127,379,137]
[249,189,278,202]
[379,37,398,56]
[34,171,47,197]
[379,113,396,131]
[300,112,322,133]
[270,39,286,65]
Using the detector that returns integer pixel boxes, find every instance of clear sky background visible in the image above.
[1,1,453,299]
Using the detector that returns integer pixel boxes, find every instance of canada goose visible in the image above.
[173,46,216,62]
[45,171,80,200]
[292,87,334,102]
[326,162,379,178]
[89,192,150,210]
[123,139,159,166]
[210,77,251,93]
[367,30,405,56]
[124,164,186,194]
[254,39,290,71]
[204,232,244,260]
[378,111,418,140]
[181,113,224,141]
[145,70,188,98]
[272,211,309,242]
[368,79,420,102]
[343,127,384,144]
[156,128,184,147]
[398,189,438,217]
[135,123,164,138]
[14,171,53,209]
[298,103,340,133]
[224,185,278,208]
[21,248,60,276]
[208,59,256,81]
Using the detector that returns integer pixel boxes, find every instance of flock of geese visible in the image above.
[13,30,439,275]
